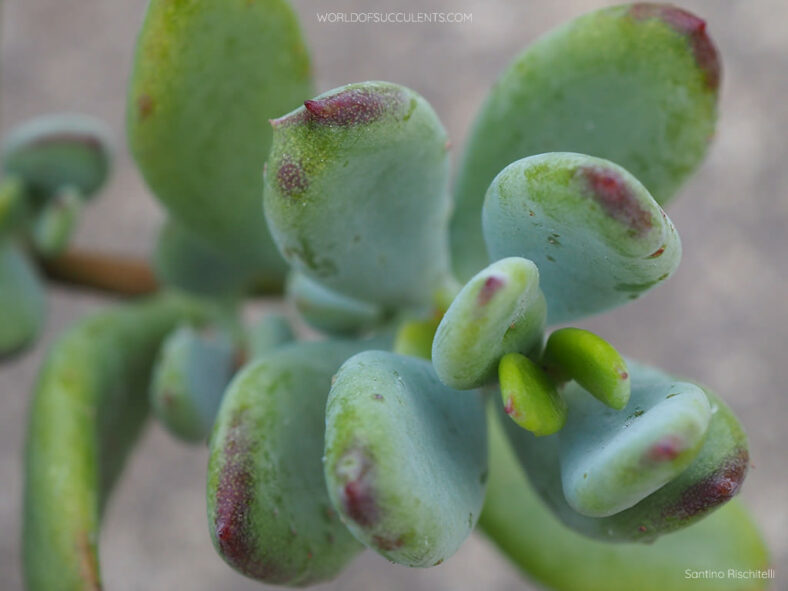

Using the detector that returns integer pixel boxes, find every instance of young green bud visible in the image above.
[499,352,567,436]
[543,327,631,410]
[432,257,545,389]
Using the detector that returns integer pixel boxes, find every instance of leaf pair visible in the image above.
[207,337,487,580]
[480,403,768,591]
[499,361,749,542]
[264,117,683,329]
[451,2,719,282]
[262,4,715,322]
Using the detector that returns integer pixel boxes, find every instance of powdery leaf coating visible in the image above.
[264,81,452,307]
[559,379,711,517]
[287,272,387,336]
[499,360,749,542]
[207,340,374,586]
[480,405,769,591]
[451,3,718,280]
[128,0,313,279]
[432,257,546,390]
[483,153,681,324]
[324,352,487,567]
[542,327,631,410]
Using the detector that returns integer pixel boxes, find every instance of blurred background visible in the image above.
[1,0,786,589]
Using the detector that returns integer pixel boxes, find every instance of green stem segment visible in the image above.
[23,294,207,591]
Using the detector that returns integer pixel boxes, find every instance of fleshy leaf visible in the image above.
[542,327,630,409]
[480,404,770,591]
[393,315,441,360]
[2,113,112,201]
[264,81,452,307]
[451,3,718,280]
[483,153,681,324]
[0,242,46,357]
[23,294,207,591]
[244,313,295,359]
[499,352,567,436]
[149,325,236,443]
[128,0,313,278]
[207,340,372,585]
[152,219,255,297]
[500,360,749,542]
[432,257,545,389]
[559,378,711,517]
[0,177,27,239]
[30,187,83,258]
[324,351,487,566]
[287,272,387,336]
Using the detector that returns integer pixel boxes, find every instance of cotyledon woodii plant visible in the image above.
[18,1,772,590]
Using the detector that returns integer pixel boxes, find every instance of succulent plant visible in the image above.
[17,2,771,591]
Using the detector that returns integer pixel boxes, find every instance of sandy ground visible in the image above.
[1,0,786,589]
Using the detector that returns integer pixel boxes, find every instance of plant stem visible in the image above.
[38,248,158,296]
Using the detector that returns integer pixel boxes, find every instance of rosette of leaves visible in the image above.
[257,3,763,588]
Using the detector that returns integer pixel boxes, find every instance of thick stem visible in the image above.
[38,247,287,297]
[38,248,158,296]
